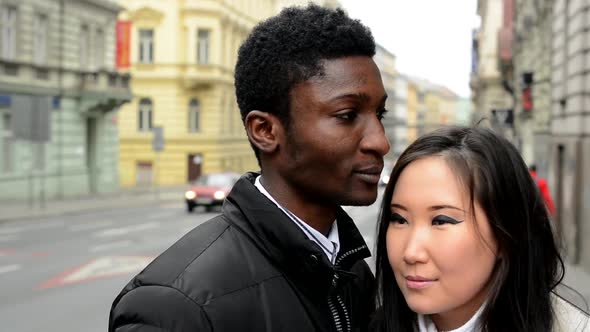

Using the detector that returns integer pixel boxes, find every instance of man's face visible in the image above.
[278,56,390,207]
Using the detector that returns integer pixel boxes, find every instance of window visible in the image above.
[33,13,48,65]
[139,29,154,63]
[188,99,200,132]
[80,25,89,69]
[95,29,104,69]
[197,29,210,65]
[2,111,13,172]
[138,98,153,132]
[1,6,17,60]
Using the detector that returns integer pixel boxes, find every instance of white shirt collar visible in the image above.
[254,175,340,264]
[417,303,485,332]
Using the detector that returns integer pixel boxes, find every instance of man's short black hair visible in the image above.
[235,4,376,161]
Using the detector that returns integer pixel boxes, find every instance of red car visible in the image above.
[185,173,241,212]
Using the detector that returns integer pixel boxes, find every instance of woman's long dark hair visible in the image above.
[373,126,564,331]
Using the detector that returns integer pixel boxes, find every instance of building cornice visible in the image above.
[70,0,124,13]
[127,6,165,24]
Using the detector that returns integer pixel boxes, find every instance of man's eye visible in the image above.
[336,111,357,120]
[377,108,389,121]
[390,213,408,225]
[432,215,463,226]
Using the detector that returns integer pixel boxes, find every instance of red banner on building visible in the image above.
[116,21,132,69]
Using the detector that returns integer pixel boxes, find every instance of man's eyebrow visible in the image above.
[329,93,388,104]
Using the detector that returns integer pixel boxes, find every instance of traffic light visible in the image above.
[522,72,533,112]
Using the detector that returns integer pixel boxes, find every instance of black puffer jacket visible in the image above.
[109,172,375,332]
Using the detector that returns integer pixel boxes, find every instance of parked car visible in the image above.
[185,173,241,212]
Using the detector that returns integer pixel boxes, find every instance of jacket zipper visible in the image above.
[335,245,368,266]
[329,245,367,332]
[336,294,351,331]
[328,296,343,332]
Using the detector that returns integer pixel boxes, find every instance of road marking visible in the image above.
[93,222,161,238]
[0,264,21,275]
[38,256,154,289]
[69,221,113,232]
[0,221,64,235]
[89,240,132,253]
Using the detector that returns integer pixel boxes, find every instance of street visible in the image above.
[0,201,220,332]
[0,189,588,332]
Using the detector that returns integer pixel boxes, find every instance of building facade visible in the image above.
[550,0,590,271]
[116,0,275,187]
[471,0,513,129]
[0,0,131,201]
[477,0,590,273]
[374,44,398,161]
[406,79,419,144]
[391,74,408,158]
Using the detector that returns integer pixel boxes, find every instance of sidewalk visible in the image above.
[0,185,187,223]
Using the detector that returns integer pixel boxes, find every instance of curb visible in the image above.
[0,194,182,223]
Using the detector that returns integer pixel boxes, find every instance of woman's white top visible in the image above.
[414,294,589,332]
[416,303,485,332]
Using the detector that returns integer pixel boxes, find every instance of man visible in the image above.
[529,164,555,216]
[109,5,390,331]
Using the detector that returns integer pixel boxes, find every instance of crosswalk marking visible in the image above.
[0,264,21,275]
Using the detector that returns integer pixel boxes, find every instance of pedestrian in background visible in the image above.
[529,164,556,216]
[109,4,389,332]
[371,127,588,331]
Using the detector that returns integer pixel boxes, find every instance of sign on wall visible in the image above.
[12,95,51,142]
[116,21,132,69]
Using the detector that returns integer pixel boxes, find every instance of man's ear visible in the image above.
[244,111,283,154]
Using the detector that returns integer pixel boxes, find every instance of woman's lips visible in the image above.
[405,276,437,289]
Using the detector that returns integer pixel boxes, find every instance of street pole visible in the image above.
[156,152,160,200]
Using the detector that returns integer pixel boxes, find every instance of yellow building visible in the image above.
[116,0,276,187]
[424,89,442,132]
[438,88,459,126]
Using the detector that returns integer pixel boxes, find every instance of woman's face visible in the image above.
[386,156,498,330]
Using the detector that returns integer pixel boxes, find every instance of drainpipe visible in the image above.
[57,0,64,199]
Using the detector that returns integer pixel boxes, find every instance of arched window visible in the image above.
[138,98,153,132]
[188,98,200,132]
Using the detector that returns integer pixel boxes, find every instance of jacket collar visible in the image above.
[223,172,371,285]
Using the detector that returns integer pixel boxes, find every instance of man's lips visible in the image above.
[353,165,383,184]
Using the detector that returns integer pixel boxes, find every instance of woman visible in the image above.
[372,127,588,331]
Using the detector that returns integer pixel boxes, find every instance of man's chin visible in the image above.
[339,193,378,207]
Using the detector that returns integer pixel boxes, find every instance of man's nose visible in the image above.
[360,116,390,156]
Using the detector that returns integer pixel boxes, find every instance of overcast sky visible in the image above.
[339,0,479,98]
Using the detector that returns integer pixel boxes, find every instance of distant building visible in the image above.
[115,0,276,187]
[471,0,513,132]
[373,45,398,161]
[0,0,131,200]
[391,74,407,158]
[404,76,465,138]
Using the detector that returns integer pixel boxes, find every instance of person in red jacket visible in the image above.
[529,164,555,216]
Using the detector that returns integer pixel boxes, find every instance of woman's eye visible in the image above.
[432,215,463,226]
[389,213,407,224]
